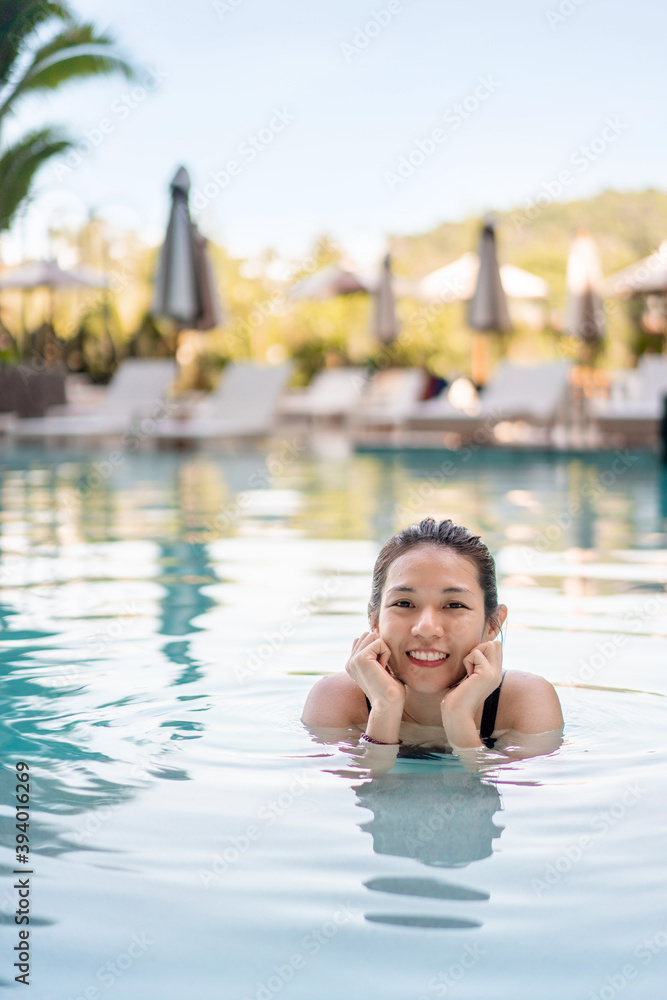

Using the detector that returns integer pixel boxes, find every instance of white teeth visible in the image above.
[409,651,447,662]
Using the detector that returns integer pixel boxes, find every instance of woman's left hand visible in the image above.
[440,640,503,722]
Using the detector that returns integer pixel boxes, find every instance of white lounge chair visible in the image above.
[589,355,667,446]
[349,368,430,443]
[404,361,572,444]
[154,361,292,443]
[278,367,368,424]
[6,359,177,440]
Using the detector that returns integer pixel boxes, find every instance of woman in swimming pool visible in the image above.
[302,517,563,752]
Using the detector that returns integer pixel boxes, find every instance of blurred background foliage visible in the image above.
[2,187,667,386]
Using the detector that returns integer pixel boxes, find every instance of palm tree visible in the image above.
[0,0,134,234]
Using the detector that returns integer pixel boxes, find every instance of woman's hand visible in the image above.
[440,641,503,744]
[345,631,406,711]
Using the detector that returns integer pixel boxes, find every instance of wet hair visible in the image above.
[368,517,501,630]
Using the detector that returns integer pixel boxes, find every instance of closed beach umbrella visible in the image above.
[152,166,223,330]
[468,218,512,333]
[565,230,605,342]
[467,217,511,384]
[370,254,400,346]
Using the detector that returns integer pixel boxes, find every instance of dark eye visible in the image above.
[393,600,412,607]
[446,602,466,609]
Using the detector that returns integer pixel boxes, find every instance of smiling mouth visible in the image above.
[406,651,450,667]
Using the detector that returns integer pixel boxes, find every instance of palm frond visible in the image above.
[0,25,134,121]
[0,1,73,86]
[0,126,70,232]
[23,45,134,91]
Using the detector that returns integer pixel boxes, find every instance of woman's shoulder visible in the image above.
[498,669,563,734]
[301,672,368,728]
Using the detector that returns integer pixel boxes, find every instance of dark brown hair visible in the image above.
[368,517,501,628]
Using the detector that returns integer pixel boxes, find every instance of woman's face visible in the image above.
[372,544,501,694]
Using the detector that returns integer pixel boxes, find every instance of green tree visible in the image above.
[0,0,134,233]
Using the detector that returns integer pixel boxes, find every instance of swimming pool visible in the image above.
[0,443,666,1000]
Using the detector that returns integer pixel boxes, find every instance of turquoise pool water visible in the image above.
[1,443,666,1000]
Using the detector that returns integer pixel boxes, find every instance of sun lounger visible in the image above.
[403,361,572,444]
[6,359,177,440]
[154,361,292,443]
[589,355,667,446]
[278,367,368,424]
[349,368,430,443]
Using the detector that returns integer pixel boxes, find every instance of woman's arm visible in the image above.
[301,673,402,777]
[303,632,406,743]
[440,640,503,750]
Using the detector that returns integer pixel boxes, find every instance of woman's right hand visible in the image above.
[345,631,406,710]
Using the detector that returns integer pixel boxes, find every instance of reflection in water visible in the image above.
[0,453,225,876]
[0,445,663,988]
[353,766,502,928]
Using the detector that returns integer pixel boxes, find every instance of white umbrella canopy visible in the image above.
[500,264,550,300]
[0,259,112,338]
[418,252,479,303]
[418,253,549,302]
[0,259,111,289]
[289,263,368,300]
[565,230,605,340]
[602,240,667,299]
[152,166,224,330]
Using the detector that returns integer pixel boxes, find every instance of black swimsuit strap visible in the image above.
[364,669,507,744]
[479,669,506,746]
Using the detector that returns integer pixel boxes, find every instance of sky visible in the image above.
[4,0,667,266]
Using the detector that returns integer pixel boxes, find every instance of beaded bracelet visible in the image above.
[360,733,402,746]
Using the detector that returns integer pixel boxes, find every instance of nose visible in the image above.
[411,607,444,639]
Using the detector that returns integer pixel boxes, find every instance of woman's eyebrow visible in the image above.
[385,585,474,596]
